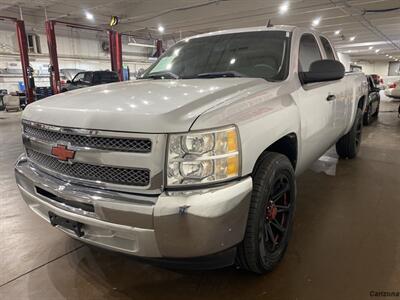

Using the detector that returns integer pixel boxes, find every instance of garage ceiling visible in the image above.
[1,0,400,62]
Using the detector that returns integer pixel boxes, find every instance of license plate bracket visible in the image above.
[48,212,84,237]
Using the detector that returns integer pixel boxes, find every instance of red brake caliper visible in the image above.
[266,201,278,221]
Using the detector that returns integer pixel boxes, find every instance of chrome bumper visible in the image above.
[15,154,252,258]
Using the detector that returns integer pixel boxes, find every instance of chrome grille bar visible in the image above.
[27,149,150,186]
[23,122,152,153]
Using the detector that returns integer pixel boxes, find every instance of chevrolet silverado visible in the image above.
[15,25,367,274]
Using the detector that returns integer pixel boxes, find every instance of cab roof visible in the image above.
[187,25,297,40]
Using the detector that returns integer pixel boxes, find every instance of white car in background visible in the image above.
[385,80,400,99]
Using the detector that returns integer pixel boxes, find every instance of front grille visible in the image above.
[27,149,150,186]
[23,123,152,153]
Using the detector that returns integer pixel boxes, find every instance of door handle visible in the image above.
[326,94,336,101]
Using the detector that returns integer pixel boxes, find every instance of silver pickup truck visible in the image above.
[15,25,367,274]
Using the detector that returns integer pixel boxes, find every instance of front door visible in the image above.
[293,33,345,168]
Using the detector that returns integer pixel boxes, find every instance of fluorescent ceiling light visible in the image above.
[334,30,341,35]
[349,36,356,41]
[158,25,165,33]
[85,11,94,20]
[127,42,155,48]
[312,17,321,26]
[279,2,289,14]
[336,41,400,49]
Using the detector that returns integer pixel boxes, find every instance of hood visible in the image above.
[23,78,268,133]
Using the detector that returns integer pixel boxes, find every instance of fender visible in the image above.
[190,86,300,176]
[344,73,369,134]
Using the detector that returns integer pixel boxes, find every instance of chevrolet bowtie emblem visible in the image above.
[51,144,75,162]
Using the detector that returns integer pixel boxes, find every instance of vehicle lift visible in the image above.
[152,39,164,58]
[45,21,125,94]
[0,16,35,104]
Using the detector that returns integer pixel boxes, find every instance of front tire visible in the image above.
[336,108,363,159]
[237,152,296,274]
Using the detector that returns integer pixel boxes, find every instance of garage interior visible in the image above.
[1,0,400,299]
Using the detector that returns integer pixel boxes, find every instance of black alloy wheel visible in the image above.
[262,173,292,253]
[237,152,296,274]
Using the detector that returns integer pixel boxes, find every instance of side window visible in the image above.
[93,72,101,84]
[320,36,336,60]
[367,77,375,90]
[83,72,93,84]
[72,72,84,83]
[298,34,322,72]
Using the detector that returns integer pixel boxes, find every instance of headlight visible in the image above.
[167,126,240,187]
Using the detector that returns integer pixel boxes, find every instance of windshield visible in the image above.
[143,31,291,81]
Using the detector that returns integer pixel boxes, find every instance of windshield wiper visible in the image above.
[144,71,179,79]
[195,71,244,78]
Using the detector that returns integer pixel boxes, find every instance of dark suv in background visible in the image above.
[363,75,381,125]
[61,71,119,92]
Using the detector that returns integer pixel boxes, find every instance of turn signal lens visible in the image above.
[227,156,239,176]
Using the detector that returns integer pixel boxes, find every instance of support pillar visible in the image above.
[109,30,123,81]
[45,20,60,94]
[153,39,163,58]
[114,32,123,81]
[15,20,34,103]
[108,30,116,72]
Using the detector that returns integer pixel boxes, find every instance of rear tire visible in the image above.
[374,103,380,117]
[336,108,363,159]
[236,152,296,274]
[363,104,372,126]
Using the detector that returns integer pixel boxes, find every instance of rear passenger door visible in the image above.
[293,33,344,166]
[92,72,101,85]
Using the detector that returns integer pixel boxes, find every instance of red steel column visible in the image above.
[153,39,163,58]
[108,30,116,72]
[15,20,34,103]
[45,20,60,94]
[114,32,123,81]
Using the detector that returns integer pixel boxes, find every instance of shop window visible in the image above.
[27,33,41,54]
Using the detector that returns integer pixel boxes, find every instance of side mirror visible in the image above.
[66,80,71,84]
[300,60,345,84]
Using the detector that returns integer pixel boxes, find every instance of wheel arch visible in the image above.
[344,94,367,135]
[252,133,298,175]
[358,95,366,111]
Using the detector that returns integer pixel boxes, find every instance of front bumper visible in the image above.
[15,155,252,259]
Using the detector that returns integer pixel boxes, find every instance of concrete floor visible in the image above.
[1,101,399,300]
